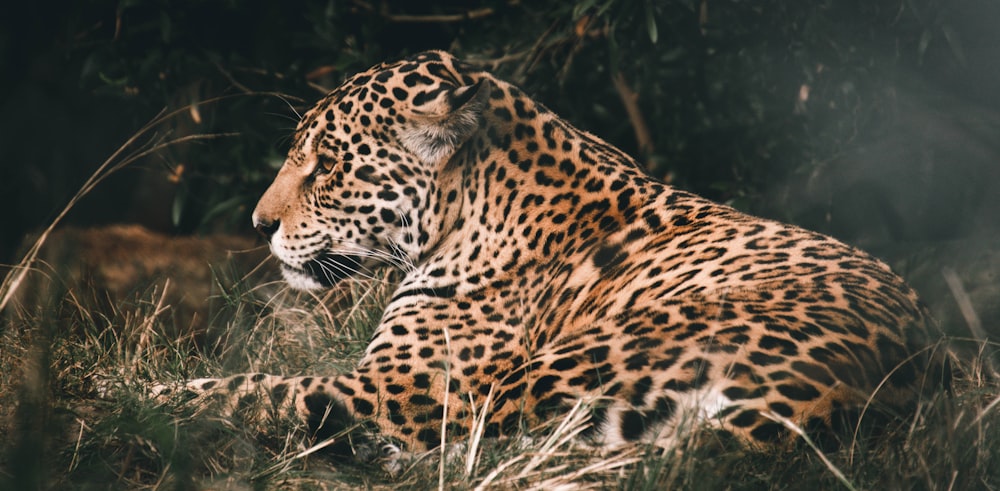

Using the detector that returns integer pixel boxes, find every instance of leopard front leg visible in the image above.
[155,373,372,452]
[150,294,528,460]
[155,361,479,461]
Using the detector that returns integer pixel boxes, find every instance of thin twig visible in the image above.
[941,267,988,342]
[439,324,453,490]
[465,384,495,476]
[214,61,254,94]
[612,71,655,170]
[385,9,497,23]
[350,0,511,23]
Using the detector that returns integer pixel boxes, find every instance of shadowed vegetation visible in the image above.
[2,0,999,489]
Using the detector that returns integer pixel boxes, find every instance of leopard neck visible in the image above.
[421,76,673,282]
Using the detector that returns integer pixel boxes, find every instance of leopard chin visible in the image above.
[278,264,327,291]
[279,253,365,290]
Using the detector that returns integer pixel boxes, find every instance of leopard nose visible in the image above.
[253,216,280,239]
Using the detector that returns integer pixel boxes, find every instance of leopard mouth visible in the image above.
[304,253,365,287]
[281,253,364,289]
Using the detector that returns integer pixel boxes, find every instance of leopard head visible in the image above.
[252,51,490,290]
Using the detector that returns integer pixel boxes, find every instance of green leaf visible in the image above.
[594,0,615,17]
[573,0,599,19]
[595,0,617,18]
[645,0,659,44]
[172,191,185,227]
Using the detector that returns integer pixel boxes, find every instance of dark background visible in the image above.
[2,0,998,333]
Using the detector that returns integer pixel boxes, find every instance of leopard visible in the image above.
[166,50,943,459]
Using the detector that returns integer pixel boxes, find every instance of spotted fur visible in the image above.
[173,51,941,453]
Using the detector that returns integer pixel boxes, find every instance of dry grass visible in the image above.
[1,120,998,490]
[3,255,998,490]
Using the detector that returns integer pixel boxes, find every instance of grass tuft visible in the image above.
[1,117,998,489]
[3,235,999,489]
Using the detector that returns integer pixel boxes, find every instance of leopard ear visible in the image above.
[399,79,491,163]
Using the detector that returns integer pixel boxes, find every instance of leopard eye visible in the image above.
[313,154,336,176]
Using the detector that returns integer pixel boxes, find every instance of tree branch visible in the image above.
[612,72,656,171]
[350,0,511,23]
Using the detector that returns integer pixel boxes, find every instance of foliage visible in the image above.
[5,0,985,240]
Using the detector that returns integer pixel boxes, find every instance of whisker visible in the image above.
[316,255,381,283]
[274,93,304,121]
[263,111,302,125]
[323,237,414,273]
